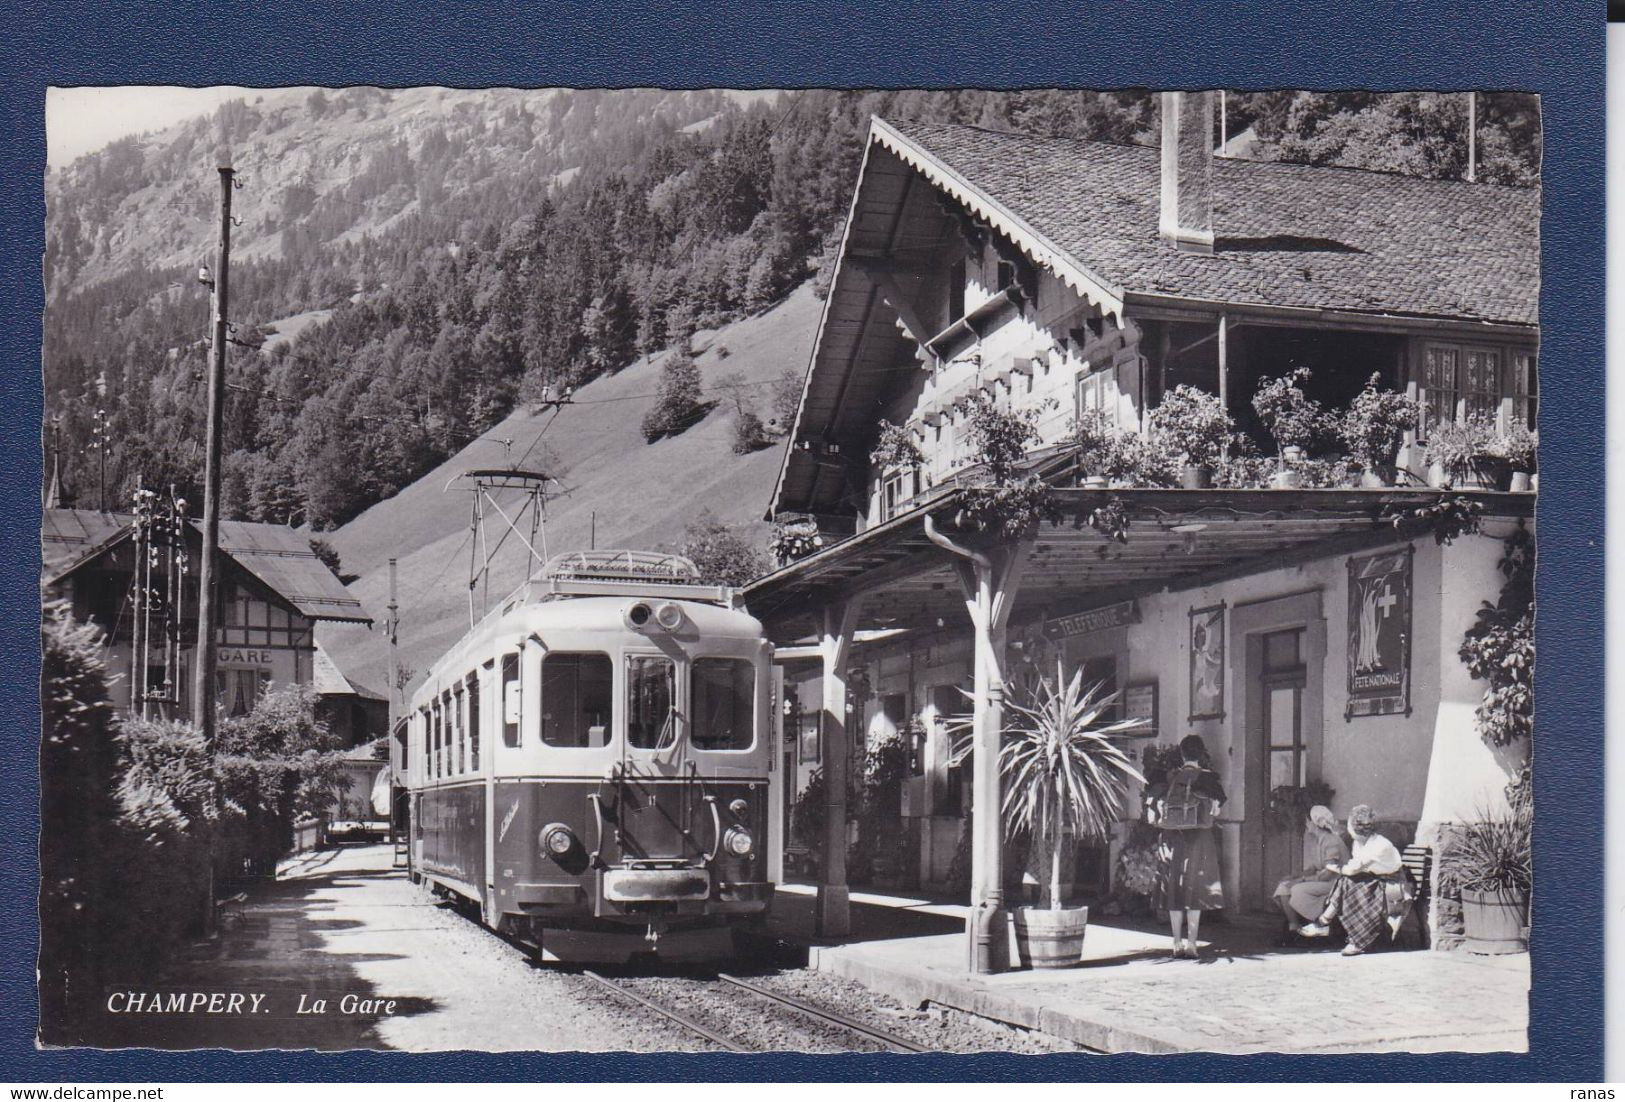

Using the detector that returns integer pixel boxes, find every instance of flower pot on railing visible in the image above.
[1428,459,1503,490]
[1424,415,1505,491]
[1181,464,1214,490]
[1271,447,1305,489]
[1449,457,1509,491]
[1080,474,1108,490]
[1269,445,1305,489]
[1360,463,1397,489]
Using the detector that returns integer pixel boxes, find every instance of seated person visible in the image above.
[1272,804,1350,944]
[1299,804,1408,957]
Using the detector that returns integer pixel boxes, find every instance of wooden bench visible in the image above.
[1396,844,1432,948]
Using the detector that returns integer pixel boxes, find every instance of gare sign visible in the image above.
[218,647,274,666]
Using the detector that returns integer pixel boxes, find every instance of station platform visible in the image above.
[768,882,1529,1054]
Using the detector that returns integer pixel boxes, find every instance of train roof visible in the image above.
[418,550,760,689]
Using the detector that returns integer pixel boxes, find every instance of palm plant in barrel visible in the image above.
[1001,661,1146,967]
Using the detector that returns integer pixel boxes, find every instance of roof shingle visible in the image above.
[886,121,1539,327]
[41,508,372,625]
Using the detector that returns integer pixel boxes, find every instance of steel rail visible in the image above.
[580,970,748,1053]
[717,972,929,1053]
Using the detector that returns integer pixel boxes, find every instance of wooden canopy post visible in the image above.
[925,516,1029,973]
[817,596,864,938]
[1218,312,1229,458]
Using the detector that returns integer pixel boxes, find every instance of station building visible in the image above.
[42,507,374,724]
[743,93,1536,966]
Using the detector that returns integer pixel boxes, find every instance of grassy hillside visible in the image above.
[317,281,822,693]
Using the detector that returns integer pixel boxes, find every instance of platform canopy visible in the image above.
[744,487,1534,641]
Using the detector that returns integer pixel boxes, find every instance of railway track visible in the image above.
[580,969,748,1052]
[580,969,928,1053]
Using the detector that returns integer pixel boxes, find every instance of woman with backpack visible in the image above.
[1147,734,1227,959]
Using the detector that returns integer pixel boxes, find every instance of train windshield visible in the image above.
[627,655,677,749]
[691,658,755,751]
[540,652,613,748]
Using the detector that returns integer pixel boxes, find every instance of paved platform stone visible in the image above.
[772,883,1528,1054]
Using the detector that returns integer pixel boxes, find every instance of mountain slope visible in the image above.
[317,281,822,692]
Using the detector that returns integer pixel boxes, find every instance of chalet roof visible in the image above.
[41,508,373,626]
[216,519,372,625]
[338,738,389,763]
[313,643,387,701]
[768,118,1540,520]
[40,509,129,576]
[879,119,1540,327]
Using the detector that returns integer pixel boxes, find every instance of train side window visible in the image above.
[467,673,480,771]
[419,707,430,777]
[501,652,521,747]
[691,658,755,751]
[451,688,464,775]
[432,697,443,779]
[541,652,613,748]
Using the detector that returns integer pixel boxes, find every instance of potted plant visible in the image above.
[1495,422,1538,492]
[951,394,1060,538]
[789,769,827,879]
[769,517,823,566]
[1264,780,1337,831]
[1423,413,1504,490]
[1438,776,1531,954]
[1102,433,1180,489]
[1339,373,1418,488]
[999,662,1147,968]
[1069,410,1117,489]
[1110,821,1168,916]
[1148,385,1234,489]
[858,735,911,886]
[870,419,925,471]
[1251,367,1325,488]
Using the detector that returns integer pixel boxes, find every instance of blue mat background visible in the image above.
[0,0,1602,1082]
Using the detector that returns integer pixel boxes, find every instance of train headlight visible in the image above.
[540,823,576,857]
[626,602,653,629]
[654,602,684,631]
[723,826,754,857]
[728,797,749,817]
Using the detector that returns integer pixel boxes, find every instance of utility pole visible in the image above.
[387,558,400,729]
[194,165,233,933]
[90,408,109,511]
[1466,91,1477,183]
[194,165,233,738]
[386,557,401,853]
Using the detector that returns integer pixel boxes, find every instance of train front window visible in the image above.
[540,652,612,748]
[691,658,755,750]
[627,655,677,749]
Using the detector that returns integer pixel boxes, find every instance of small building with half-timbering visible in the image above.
[42,507,374,723]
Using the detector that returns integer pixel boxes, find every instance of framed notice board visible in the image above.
[1123,681,1158,739]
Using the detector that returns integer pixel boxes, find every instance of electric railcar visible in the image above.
[405,550,781,960]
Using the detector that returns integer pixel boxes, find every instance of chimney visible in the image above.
[1159,91,1215,253]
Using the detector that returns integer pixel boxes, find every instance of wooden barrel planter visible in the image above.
[1012,907,1089,969]
[1460,887,1529,954]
